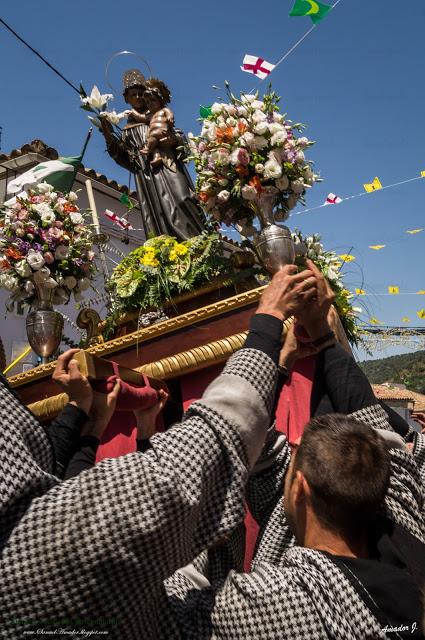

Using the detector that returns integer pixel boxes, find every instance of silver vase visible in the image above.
[26,284,64,364]
[252,190,295,275]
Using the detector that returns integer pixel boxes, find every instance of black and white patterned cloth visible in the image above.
[0,349,276,639]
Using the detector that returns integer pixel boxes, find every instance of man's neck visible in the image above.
[304,526,369,559]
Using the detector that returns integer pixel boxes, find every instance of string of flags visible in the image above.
[289,0,332,24]
[367,311,425,325]
[241,55,275,80]
[102,209,133,231]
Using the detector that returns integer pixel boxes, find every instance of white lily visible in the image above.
[100,110,131,125]
[81,85,114,111]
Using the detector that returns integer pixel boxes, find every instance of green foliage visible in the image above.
[360,351,425,394]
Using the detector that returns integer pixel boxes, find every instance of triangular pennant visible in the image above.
[369,245,386,251]
[364,177,382,193]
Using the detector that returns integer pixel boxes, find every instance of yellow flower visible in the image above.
[175,244,189,257]
[169,250,178,262]
[140,254,159,267]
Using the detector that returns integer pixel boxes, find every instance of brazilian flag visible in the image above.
[289,0,332,24]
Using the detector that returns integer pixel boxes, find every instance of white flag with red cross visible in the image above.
[241,54,275,79]
[325,193,343,205]
[103,209,133,230]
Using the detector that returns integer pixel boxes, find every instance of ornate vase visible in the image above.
[26,284,64,364]
[252,190,295,275]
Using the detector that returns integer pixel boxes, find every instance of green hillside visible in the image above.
[360,351,425,394]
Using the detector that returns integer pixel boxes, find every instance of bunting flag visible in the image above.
[241,55,275,79]
[103,209,133,230]
[289,0,332,23]
[200,105,213,118]
[417,290,425,295]
[119,193,135,210]
[369,245,386,251]
[421,171,425,177]
[355,288,366,295]
[388,286,400,295]
[402,317,411,323]
[369,317,383,325]
[339,254,356,263]
[406,228,423,235]
[325,193,343,205]
[417,310,425,320]
[363,177,383,193]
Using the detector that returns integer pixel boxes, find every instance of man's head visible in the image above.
[284,414,391,546]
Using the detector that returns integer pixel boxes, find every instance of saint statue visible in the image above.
[100,69,206,241]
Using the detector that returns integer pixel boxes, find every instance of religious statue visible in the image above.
[100,69,206,241]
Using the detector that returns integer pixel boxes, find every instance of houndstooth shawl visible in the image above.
[0,349,277,639]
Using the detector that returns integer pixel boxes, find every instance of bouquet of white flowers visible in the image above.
[188,87,319,237]
[0,183,96,307]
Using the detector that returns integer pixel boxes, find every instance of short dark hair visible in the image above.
[294,414,391,537]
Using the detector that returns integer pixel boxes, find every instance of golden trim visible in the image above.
[27,331,249,420]
[9,285,265,388]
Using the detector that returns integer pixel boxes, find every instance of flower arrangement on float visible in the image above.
[0,182,96,308]
[107,232,227,317]
[188,86,319,239]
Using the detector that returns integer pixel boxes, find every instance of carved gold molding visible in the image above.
[27,331,249,420]
[9,285,265,388]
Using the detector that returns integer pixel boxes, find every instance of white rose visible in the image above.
[54,245,69,260]
[295,151,305,163]
[271,131,288,147]
[37,182,54,194]
[241,94,256,103]
[69,212,84,225]
[0,274,19,292]
[33,267,51,283]
[298,137,309,147]
[226,117,237,127]
[291,180,305,194]
[206,125,217,142]
[255,163,265,174]
[241,132,255,148]
[211,102,223,115]
[237,105,248,117]
[68,191,78,202]
[273,113,284,123]
[253,121,268,136]
[252,136,268,150]
[26,249,45,270]
[276,176,290,191]
[268,122,284,135]
[64,275,77,290]
[15,260,32,277]
[78,277,91,292]
[53,287,68,305]
[251,100,264,110]
[241,185,258,201]
[217,190,231,203]
[252,110,267,124]
[226,105,237,116]
[264,160,282,179]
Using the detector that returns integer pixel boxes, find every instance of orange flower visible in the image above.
[216,127,234,143]
[235,166,249,177]
[199,192,209,203]
[249,175,263,193]
[6,248,22,260]
[1,258,11,270]
[238,122,247,135]
[63,203,78,213]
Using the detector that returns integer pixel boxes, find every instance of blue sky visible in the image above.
[1,0,424,360]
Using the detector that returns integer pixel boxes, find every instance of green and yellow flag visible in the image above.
[289,0,332,24]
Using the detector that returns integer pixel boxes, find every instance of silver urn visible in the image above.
[254,224,296,275]
[26,284,64,364]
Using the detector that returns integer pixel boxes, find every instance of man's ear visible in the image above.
[293,470,309,505]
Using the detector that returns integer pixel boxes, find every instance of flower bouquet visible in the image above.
[104,233,228,336]
[189,87,319,235]
[0,182,96,307]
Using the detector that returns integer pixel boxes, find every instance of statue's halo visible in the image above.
[105,51,153,93]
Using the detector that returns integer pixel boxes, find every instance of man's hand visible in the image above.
[295,259,335,340]
[82,379,121,439]
[279,324,319,371]
[52,349,93,415]
[257,265,318,322]
[134,389,169,440]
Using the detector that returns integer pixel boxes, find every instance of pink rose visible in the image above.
[230,148,250,166]
[43,251,54,264]
[54,220,63,228]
